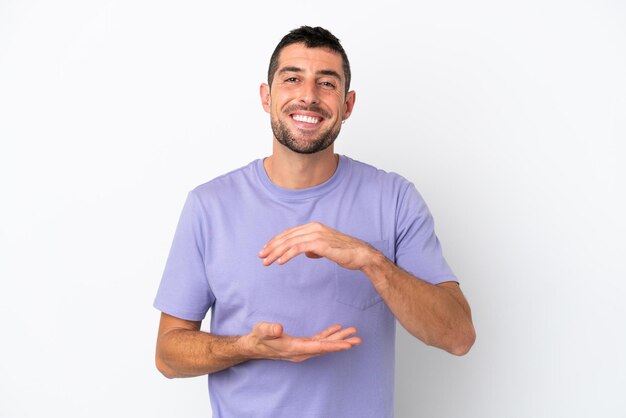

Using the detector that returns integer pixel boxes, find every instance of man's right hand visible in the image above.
[241,322,361,363]
[156,313,361,378]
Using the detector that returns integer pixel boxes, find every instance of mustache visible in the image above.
[284,104,331,119]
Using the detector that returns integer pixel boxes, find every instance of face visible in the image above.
[261,43,355,154]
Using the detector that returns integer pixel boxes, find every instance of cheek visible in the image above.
[272,93,289,110]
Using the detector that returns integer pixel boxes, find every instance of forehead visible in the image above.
[277,43,344,77]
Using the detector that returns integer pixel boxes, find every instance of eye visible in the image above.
[320,81,336,89]
[285,77,299,83]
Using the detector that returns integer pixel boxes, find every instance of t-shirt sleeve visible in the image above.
[153,191,215,321]
[394,182,458,285]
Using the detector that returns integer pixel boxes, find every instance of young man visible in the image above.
[154,26,475,417]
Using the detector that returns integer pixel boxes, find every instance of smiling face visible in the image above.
[261,43,355,154]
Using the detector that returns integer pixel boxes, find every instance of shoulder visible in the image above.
[342,155,415,194]
[189,160,260,201]
[342,155,429,215]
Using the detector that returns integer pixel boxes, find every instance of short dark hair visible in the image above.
[267,26,351,95]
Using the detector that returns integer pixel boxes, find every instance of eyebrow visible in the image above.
[278,66,342,80]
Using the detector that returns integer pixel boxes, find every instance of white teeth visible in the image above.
[292,114,320,124]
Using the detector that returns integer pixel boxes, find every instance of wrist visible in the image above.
[361,247,392,292]
[234,333,258,361]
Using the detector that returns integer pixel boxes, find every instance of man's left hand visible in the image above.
[259,222,377,270]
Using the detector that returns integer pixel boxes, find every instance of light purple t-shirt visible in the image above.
[154,155,456,418]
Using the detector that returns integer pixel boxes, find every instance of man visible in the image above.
[154,26,475,417]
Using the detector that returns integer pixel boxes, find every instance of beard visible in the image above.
[271,112,341,155]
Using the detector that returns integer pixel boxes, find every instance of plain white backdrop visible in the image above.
[1,1,624,417]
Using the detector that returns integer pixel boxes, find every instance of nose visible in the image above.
[298,80,320,105]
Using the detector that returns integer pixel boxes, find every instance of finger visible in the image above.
[273,238,323,265]
[290,339,352,356]
[264,336,359,362]
[271,222,324,243]
[323,326,358,342]
[343,336,362,346]
[262,236,322,266]
[311,324,343,341]
[259,223,323,258]
[259,225,308,256]
[316,340,356,352]
[253,322,283,339]
[259,231,310,259]
[286,340,354,363]
[321,336,361,348]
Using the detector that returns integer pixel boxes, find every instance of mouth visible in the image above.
[291,114,322,125]
[285,104,331,128]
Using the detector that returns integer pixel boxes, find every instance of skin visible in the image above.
[156,43,475,379]
[260,43,355,190]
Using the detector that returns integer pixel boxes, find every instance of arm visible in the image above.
[362,252,475,355]
[258,222,476,356]
[155,312,361,378]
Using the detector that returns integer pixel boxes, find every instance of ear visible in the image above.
[260,83,271,113]
[342,90,356,121]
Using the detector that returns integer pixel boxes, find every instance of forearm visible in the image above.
[155,317,361,378]
[257,222,475,354]
[362,251,476,355]
[156,328,249,378]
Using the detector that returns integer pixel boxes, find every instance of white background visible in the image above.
[1,1,624,417]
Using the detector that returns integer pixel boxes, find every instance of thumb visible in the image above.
[254,322,283,340]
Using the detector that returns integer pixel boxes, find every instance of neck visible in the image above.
[263,141,339,190]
